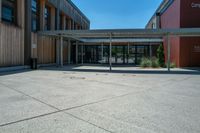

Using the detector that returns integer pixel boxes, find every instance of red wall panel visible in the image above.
[180,37,200,67]
[160,0,200,67]
[179,0,200,67]
[180,0,200,28]
[161,0,181,66]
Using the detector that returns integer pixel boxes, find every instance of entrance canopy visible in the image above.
[38,28,200,71]
[39,28,200,40]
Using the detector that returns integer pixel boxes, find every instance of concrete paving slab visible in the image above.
[0,112,109,133]
[0,70,151,110]
[67,89,200,133]
[0,66,200,133]
[65,73,200,133]
[0,84,56,126]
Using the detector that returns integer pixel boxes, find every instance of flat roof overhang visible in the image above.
[38,28,200,44]
[38,28,200,38]
[38,28,200,71]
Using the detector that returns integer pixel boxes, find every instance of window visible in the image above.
[2,0,16,24]
[44,5,51,30]
[32,0,38,31]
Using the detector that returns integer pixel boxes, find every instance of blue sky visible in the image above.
[72,0,163,29]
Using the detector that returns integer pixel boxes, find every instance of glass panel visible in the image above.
[2,0,15,23]
[2,7,13,22]
[76,45,150,65]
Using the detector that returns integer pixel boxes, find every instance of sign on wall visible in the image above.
[191,3,200,8]
[193,45,200,53]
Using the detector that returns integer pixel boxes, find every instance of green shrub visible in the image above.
[151,57,160,68]
[165,62,176,68]
[140,57,152,68]
[170,62,176,68]
[157,44,165,67]
[140,57,160,68]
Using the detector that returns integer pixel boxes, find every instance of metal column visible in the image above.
[167,34,171,72]
[56,38,60,66]
[149,44,152,57]
[101,43,104,64]
[60,36,63,67]
[127,42,130,64]
[109,34,112,71]
[55,1,60,66]
[0,0,2,22]
[76,41,78,64]
[24,0,32,65]
[81,44,84,65]
[68,39,71,64]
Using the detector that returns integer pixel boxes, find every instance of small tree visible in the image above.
[157,44,165,67]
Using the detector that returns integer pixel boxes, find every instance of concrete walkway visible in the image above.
[0,66,200,133]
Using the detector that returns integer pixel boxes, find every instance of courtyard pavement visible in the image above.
[0,66,200,133]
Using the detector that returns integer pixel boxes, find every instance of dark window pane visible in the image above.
[31,0,38,31]
[2,0,16,23]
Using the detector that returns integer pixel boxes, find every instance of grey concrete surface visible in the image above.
[0,66,200,133]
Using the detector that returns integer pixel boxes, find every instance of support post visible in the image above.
[24,0,32,65]
[50,7,55,30]
[81,44,84,65]
[76,41,78,64]
[68,39,71,64]
[149,44,152,57]
[0,0,1,22]
[109,33,112,71]
[101,43,104,64]
[56,37,60,66]
[167,34,171,72]
[56,1,60,66]
[68,19,72,30]
[39,0,45,30]
[60,36,63,67]
[62,15,66,30]
[127,42,130,64]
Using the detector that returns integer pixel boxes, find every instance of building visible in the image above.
[0,0,90,68]
[146,0,200,67]
[0,0,200,69]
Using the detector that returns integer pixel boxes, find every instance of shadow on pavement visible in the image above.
[1,65,200,76]
[40,65,200,75]
[0,69,32,76]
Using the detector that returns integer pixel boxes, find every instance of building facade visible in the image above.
[146,0,200,67]
[1,0,200,68]
[0,0,90,67]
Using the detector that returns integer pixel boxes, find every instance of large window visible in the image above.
[44,5,51,30]
[2,0,16,24]
[32,0,38,31]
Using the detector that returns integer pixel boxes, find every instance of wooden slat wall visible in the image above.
[0,23,24,67]
[37,36,56,64]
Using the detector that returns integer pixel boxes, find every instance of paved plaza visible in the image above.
[0,66,200,133]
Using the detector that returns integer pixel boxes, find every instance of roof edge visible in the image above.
[145,0,174,28]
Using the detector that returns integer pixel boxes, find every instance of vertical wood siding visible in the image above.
[0,23,24,67]
[37,36,56,64]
